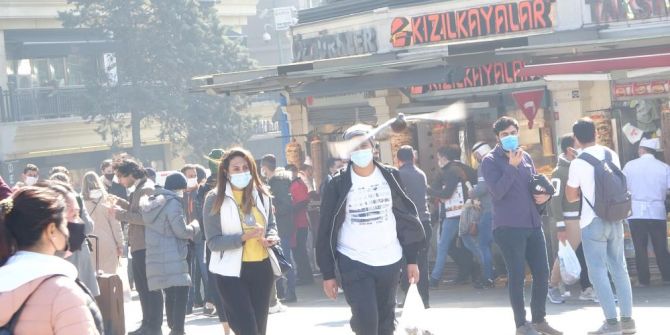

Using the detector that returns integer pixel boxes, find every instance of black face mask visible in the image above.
[67,222,87,252]
[104,173,114,181]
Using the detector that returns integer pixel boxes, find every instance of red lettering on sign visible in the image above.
[508,3,520,32]
[494,5,508,34]
[463,68,474,88]
[456,10,469,38]
[468,8,480,38]
[428,14,442,43]
[479,5,494,35]
[445,12,458,39]
[518,1,532,30]
[411,16,425,45]
[533,0,548,29]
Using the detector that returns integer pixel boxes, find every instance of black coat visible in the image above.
[316,161,426,280]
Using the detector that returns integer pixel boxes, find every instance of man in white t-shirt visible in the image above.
[316,124,426,335]
[566,118,635,335]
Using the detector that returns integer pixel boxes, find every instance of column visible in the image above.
[547,81,587,138]
[0,31,8,90]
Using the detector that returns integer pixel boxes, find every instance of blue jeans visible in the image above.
[276,233,296,300]
[581,218,633,320]
[494,227,549,329]
[430,217,460,281]
[188,240,208,308]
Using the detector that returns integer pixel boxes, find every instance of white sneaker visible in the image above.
[580,287,599,302]
[269,302,288,314]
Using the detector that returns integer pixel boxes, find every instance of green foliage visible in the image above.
[60,0,255,158]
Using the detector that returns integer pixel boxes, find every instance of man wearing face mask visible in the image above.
[317,124,425,335]
[101,159,128,201]
[111,159,162,335]
[481,117,561,335]
[15,164,40,189]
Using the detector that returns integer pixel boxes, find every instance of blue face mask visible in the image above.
[350,149,373,168]
[230,171,252,189]
[500,135,519,152]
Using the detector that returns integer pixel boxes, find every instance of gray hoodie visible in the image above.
[141,188,200,291]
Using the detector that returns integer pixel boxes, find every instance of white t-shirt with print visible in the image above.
[567,145,621,229]
[337,167,403,266]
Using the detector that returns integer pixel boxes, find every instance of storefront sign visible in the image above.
[390,0,553,48]
[512,89,545,129]
[293,28,378,62]
[410,60,536,94]
[613,80,670,99]
[587,0,670,24]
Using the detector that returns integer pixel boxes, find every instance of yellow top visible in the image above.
[233,190,268,262]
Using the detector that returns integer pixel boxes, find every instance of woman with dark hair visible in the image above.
[0,187,103,334]
[45,179,100,297]
[82,171,124,274]
[204,147,282,335]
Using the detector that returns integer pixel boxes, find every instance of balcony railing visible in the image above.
[0,87,85,122]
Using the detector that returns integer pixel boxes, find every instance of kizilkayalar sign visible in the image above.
[391,0,553,48]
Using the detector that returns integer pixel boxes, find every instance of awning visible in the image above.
[518,52,670,77]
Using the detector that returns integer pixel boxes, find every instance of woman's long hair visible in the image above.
[81,171,107,201]
[212,148,268,215]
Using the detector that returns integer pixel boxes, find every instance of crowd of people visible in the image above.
[0,115,668,335]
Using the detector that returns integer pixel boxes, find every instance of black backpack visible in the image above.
[579,150,632,222]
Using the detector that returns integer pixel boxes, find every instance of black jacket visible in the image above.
[316,161,426,280]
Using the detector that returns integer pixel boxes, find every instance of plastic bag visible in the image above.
[558,241,581,285]
[399,283,433,335]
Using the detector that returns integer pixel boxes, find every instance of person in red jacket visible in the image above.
[286,164,314,285]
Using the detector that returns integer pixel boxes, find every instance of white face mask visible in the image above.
[187,178,198,189]
[25,176,38,186]
[89,189,103,200]
[175,190,184,197]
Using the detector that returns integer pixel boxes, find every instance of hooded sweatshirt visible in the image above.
[0,251,101,335]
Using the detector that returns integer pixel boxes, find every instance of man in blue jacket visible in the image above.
[481,116,561,335]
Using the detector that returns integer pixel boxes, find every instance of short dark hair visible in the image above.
[285,164,298,173]
[326,158,341,169]
[180,164,196,175]
[560,134,575,154]
[438,144,461,161]
[572,118,596,144]
[113,159,146,179]
[493,116,519,136]
[100,159,113,172]
[23,164,39,174]
[397,145,415,163]
[194,164,207,182]
[261,154,277,171]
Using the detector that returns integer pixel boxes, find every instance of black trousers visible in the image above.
[206,249,227,322]
[293,227,313,283]
[629,219,670,285]
[216,259,274,335]
[494,227,549,329]
[339,253,401,335]
[131,250,164,331]
[400,220,432,308]
[165,286,189,333]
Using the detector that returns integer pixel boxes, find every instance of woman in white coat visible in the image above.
[82,171,124,274]
[204,148,282,335]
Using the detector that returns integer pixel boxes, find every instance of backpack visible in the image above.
[579,150,632,222]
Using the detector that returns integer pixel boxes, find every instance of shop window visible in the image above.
[66,55,87,86]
